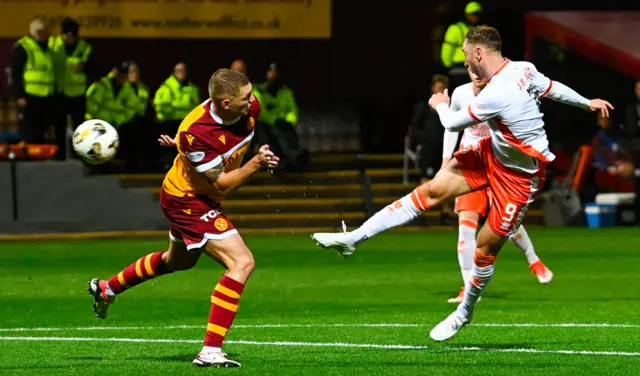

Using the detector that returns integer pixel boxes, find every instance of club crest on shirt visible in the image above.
[218,134,226,145]
[214,218,229,231]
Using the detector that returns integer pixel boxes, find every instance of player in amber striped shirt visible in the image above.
[88,69,278,368]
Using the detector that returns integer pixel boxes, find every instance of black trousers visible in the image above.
[419,139,443,179]
[58,95,86,160]
[117,118,145,173]
[61,95,86,129]
[18,94,55,144]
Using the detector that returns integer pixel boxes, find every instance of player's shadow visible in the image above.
[127,353,241,362]
[433,291,509,300]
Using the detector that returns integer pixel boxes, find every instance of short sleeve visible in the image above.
[468,89,502,123]
[178,132,222,173]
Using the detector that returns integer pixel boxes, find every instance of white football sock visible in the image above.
[347,189,428,245]
[202,346,222,353]
[457,220,477,287]
[508,225,540,265]
[458,251,495,318]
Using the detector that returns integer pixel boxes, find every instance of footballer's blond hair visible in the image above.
[465,25,502,52]
[208,68,250,100]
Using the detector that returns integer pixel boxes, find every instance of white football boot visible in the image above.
[192,351,241,368]
[87,278,115,319]
[429,309,473,342]
[311,221,356,258]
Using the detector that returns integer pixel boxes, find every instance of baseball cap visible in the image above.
[61,17,79,37]
[465,1,483,14]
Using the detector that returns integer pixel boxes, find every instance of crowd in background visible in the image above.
[2,17,308,173]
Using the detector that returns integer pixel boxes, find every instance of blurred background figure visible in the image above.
[252,63,307,171]
[153,62,200,171]
[592,113,634,179]
[9,19,58,153]
[625,79,640,145]
[230,59,247,75]
[128,62,152,171]
[441,1,482,89]
[410,74,449,182]
[127,62,149,123]
[49,17,93,159]
[86,61,140,171]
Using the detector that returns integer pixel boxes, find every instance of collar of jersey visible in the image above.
[486,58,510,83]
[209,101,241,125]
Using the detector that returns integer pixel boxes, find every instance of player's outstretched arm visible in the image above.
[202,145,279,195]
[532,65,614,117]
[543,81,614,117]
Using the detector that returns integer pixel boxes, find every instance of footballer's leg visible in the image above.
[430,222,506,341]
[192,234,254,368]
[431,148,539,342]
[88,236,201,319]
[508,225,553,284]
[312,158,474,257]
[449,209,480,303]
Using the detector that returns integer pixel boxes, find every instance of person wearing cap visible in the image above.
[9,19,58,154]
[440,1,482,88]
[153,62,200,170]
[49,18,93,129]
[85,62,139,171]
[252,63,306,171]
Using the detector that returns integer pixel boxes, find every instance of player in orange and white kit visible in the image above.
[87,69,278,368]
[312,25,613,342]
[442,67,553,304]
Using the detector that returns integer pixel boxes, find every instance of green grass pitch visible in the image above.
[1,228,640,375]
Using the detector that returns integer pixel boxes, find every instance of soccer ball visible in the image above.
[72,119,119,164]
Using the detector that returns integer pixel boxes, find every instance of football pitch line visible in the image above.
[1,322,640,332]
[0,336,639,357]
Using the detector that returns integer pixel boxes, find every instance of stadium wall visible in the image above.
[0,161,168,234]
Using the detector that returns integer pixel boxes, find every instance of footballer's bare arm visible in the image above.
[200,145,279,195]
[202,161,225,185]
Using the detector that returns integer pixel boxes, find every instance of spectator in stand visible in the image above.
[153,62,200,171]
[252,63,307,171]
[592,113,634,179]
[128,62,152,171]
[409,74,449,182]
[49,17,93,160]
[625,79,640,143]
[9,19,58,152]
[231,59,247,75]
[86,61,139,171]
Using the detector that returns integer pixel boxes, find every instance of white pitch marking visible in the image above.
[1,322,639,332]
[0,336,639,357]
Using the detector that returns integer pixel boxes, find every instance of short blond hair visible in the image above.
[465,25,502,52]
[208,68,250,100]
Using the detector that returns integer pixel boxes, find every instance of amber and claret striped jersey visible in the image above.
[163,96,260,200]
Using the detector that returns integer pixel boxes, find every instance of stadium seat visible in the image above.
[402,127,421,185]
